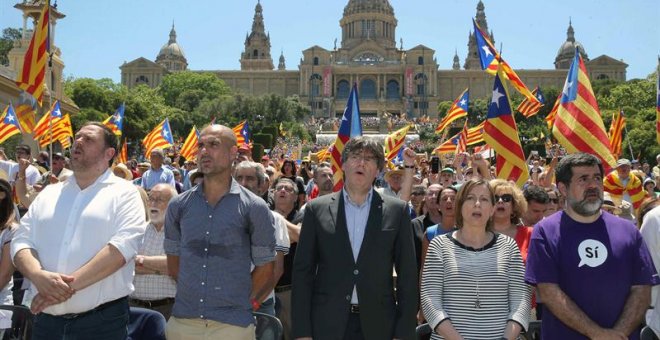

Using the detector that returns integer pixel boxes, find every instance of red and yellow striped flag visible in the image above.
[433,131,461,155]
[15,1,49,106]
[466,121,485,146]
[552,50,616,170]
[14,92,37,133]
[435,88,469,134]
[517,86,545,118]
[117,140,128,165]
[384,124,411,162]
[545,94,561,130]
[456,121,468,154]
[608,110,625,159]
[38,114,72,148]
[33,100,62,140]
[232,121,250,146]
[0,104,22,144]
[483,67,529,187]
[142,119,174,158]
[179,126,200,161]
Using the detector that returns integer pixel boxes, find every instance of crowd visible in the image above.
[0,121,658,340]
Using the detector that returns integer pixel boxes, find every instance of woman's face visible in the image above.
[493,186,514,221]
[439,189,456,218]
[545,190,559,216]
[460,184,494,228]
[283,162,293,175]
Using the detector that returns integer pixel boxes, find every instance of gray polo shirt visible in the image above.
[164,178,276,327]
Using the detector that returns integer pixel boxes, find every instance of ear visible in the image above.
[105,147,116,162]
[557,181,568,198]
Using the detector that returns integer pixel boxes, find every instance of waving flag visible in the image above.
[433,132,461,155]
[473,19,538,106]
[517,86,546,118]
[456,121,469,154]
[232,121,250,146]
[143,118,174,158]
[14,92,37,133]
[315,147,330,162]
[552,49,615,170]
[608,110,626,158]
[38,113,72,148]
[180,126,200,161]
[0,104,22,144]
[103,103,125,136]
[15,1,49,106]
[331,83,362,191]
[545,94,561,130]
[466,121,485,146]
[435,88,469,133]
[385,124,411,162]
[117,140,128,165]
[483,67,529,187]
[33,100,62,140]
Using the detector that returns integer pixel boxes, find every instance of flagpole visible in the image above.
[624,122,634,160]
[46,0,53,168]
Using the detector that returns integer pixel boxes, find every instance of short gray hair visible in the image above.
[340,137,385,171]
[234,161,265,187]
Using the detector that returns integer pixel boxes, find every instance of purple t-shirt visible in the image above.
[526,211,658,340]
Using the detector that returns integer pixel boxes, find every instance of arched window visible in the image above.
[414,73,427,96]
[336,80,350,99]
[313,57,319,66]
[386,80,400,100]
[418,56,424,65]
[253,49,259,57]
[360,79,377,99]
[310,74,322,97]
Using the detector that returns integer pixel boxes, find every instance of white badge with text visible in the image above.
[578,239,608,268]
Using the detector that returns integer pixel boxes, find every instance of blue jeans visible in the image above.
[32,297,129,340]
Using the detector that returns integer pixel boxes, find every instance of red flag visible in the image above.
[608,110,625,158]
[435,88,469,134]
[15,1,49,106]
[180,126,200,161]
[142,119,174,158]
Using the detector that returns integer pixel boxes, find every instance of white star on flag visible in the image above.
[459,99,467,106]
[6,114,15,122]
[481,45,492,57]
[491,88,504,108]
[562,80,573,96]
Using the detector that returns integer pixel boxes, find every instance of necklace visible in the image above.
[456,230,491,309]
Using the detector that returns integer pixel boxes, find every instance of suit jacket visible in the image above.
[292,189,417,340]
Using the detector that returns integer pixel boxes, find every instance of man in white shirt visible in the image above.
[0,144,41,187]
[11,122,147,340]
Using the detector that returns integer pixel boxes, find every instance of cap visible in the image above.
[112,163,133,180]
[616,158,631,167]
[238,144,251,152]
[261,155,270,161]
[441,167,456,174]
[384,166,405,180]
[603,192,615,207]
[644,178,656,186]
[52,152,64,159]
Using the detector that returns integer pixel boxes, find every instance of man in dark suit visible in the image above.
[292,137,417,340]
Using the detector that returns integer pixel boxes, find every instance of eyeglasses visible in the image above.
[347,154,378,164]
[411,192,425,196]
[494,194,514,203]
[275,185,295,193]
[148,197,169,204]
[549,198,559,204]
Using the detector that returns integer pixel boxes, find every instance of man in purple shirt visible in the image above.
[526,153,657,339]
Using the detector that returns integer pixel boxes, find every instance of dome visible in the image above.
[343,0,394,16]
[157,25,186,59]
[555,20,588,62]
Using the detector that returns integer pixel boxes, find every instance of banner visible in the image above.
[405,67,413,96]
[323,67,332,97]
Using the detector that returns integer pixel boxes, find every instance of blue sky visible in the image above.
[1,0,658,82]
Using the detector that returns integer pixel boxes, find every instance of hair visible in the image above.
[454,178,494,230]
[435,185,458,205]
[489,179,527,224]
[273,177,299,195]
[313,162,333,179]
[524,185,550,204]
[234,160,266,187]
[151,183,178,199]
[81,122,118,166]
[0,179,15,229]
[555,153,603,187]
[340,136,385,171]
[15,144,31,155]
[189,170,204,185]
[637,197,660,228]
[280,159,297,177]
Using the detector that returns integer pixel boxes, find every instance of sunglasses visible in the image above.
[494,194,514,203]
[549,198,559,204]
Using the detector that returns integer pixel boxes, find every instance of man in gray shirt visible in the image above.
[164,124,276,339]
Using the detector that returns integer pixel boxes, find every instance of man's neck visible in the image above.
[345,186,371,206]
[427,210,442,224]
[75,168,107,190]
[151,165,162,171]
[152,222,164,231]
[564,207,601,224]
[202,173,231,205]
[318,189,332,197]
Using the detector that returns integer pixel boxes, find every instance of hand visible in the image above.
[589,328,627,340]
[31,270,75,303]
[48,174,59,184]
[402,147,416,166]
[416,309,426,324]
[30,293,59,314]
[18,158,30,173]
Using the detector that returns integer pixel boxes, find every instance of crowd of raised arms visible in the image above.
[0,122,659,340]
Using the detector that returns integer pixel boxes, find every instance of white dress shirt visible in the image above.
[0,160,40,186]
[11,169,147,315]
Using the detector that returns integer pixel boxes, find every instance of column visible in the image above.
[22,14,28,39]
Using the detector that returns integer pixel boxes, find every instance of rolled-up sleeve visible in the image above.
[248,199,276,266]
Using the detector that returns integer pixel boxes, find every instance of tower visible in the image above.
[340,0,397,50]
[155,23,188,72]
[240,1,274,70]
[278,51,286,70]
[452,49,460,70]
[464,1,494,70]
[554,19,589,69]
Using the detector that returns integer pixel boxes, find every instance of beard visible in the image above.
[567,188,603,217]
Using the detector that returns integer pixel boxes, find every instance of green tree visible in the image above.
[158,71,232,110]
[0,27,21,66]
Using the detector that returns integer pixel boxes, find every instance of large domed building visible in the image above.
[119,0,628,118]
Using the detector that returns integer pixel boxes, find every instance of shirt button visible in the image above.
[201,282,205,285]
[209,215,212,218]
[345,295,350,301]
[353,269,359,275]
[202,265,206,268]
[206,231,210,235]
[204,248,208,252]
[200,315,204,318]
[200,299,204,302]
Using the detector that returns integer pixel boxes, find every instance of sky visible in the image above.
[1,0,659,82]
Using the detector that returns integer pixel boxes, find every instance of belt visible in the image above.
[275,285,292,293]
[129,297,175,308]
[57,296,127,320]
[350,304,360,314]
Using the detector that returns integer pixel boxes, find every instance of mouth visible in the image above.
[496,207,506,212]
[149,209,160,215]
[471,212,482,218]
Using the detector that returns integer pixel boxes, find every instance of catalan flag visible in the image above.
[456,121,468,154]
[38,113,72,148]
[545,94,561,130]
[179,126,200,162]
[103,103,125,136]
[433,132,461,155]
[608,110,626,159]
[33,100,62,140]
[466,121,485,146]
[435,88,469,133]
[552,48,616,170]
[117,140,128,165]
[517,86,546,118]
[232,120,250,146]
[483,67,529,187]
[473,19,539,106]
[142,118,174,158]
[0,104,22,144]
[14,92,37,133]
[384,124,411,162]
[15,1,49,106]
[315,147,331,162]
[331,83,362,191]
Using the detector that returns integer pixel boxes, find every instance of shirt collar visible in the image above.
[64,168,118,189]
[342,187,373,209]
